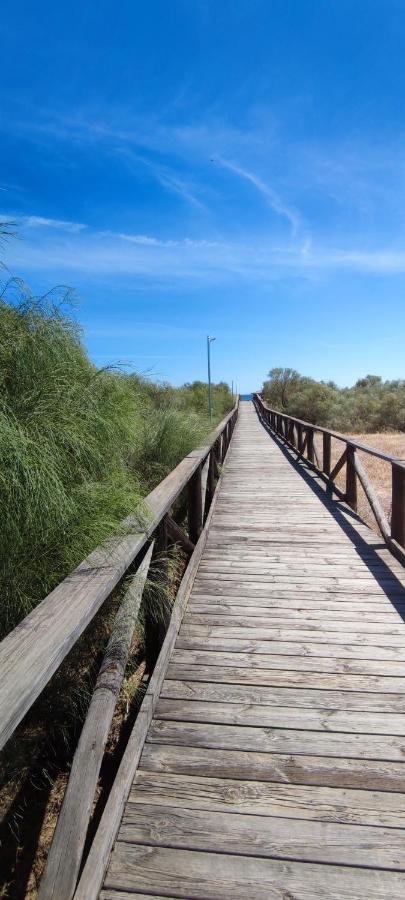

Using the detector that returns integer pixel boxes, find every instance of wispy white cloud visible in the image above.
[215,156,301,235]
[5,212,405,283]
[118,231,219,248]
[23,215,87,233]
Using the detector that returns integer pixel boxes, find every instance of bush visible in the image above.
[0,283,233,637]
[262,368,405,433]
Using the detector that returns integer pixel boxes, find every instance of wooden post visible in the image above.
[188,463,203,544]
[290,421,295,446]
[297,423,303,454]
[144,519,169,674]
[323,433,331,477]
[222,423,228,458]
[206,448,216,513]
[346,445,357,511]
[307,428,314,463]
[391,462,405,547]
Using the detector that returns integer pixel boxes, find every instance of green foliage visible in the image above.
[262,367,405,432]
[0,283,233,637]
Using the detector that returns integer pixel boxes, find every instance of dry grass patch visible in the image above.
[314,432,405,533]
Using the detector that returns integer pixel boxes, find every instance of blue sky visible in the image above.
[1,0,405,392]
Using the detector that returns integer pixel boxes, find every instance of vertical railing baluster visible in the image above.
[307,428,314,463]
[346,445,357,511]
[391,462,405,547]
[206,448,216,516]
[144,518,169,673]
[188,463,203,544]
[323,432,331,477]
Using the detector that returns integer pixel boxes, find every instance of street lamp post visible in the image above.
[207,335,215,422]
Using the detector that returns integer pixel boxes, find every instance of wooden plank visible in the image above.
[119,801,405,870]
[161,678,405,712]
[198,559,404,576]
[187,601,403,621]
[147,719,405,761]
[191,586,405,604]
[167,660,405,692]
[103,844,405,898]
[179,624,405,648]
[193,577,405,597]
[176,634,405,661]
[196,574,405,593]
[141,743,405,792]
[156,697,405,734]
[183,613,405,634]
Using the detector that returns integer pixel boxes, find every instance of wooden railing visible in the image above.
[0,399,238,900]
[253,393,405,557]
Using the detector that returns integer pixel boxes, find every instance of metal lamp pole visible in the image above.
[207,335,216,422]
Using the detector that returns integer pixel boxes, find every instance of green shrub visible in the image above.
[262,368,405,432]
[0,283,233,637]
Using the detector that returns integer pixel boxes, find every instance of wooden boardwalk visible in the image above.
[101,401,405,899]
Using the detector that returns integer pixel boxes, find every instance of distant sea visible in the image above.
[240,393,253,401]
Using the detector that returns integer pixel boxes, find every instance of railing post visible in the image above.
[206,448,216,514]
[391,462,405,547]
[188,463,203,544]
[323,433,331,477]
[297,423,303,454]
[307,428,314,463]
[144,518,169,673]
[222,424,228,458]
[346,445,357,511]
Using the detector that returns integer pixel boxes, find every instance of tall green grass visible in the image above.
[0,283,232,638]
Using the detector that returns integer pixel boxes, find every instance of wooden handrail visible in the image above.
[0,400,239,752]
[253,393,405,558]
[255,393,405,463]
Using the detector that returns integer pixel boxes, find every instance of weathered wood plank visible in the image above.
[187,601,404,621]
[177,633,405,658]
[147,718,405,761]
[119,801,405,869]
[184,613,405,634]
[103,844,405,899]
[168,657,405,687]
[156,697,405,734]
[141,743,405,792]
[170,646,405,677]
[162,677,405,711]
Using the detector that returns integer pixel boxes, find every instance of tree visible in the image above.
[263,367,301,409]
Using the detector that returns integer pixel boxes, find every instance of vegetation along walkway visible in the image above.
[76,400,405,899]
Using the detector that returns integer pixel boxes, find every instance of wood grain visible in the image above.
[95,401,405,899]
